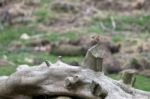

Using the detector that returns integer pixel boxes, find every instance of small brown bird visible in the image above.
[91,35,110,45]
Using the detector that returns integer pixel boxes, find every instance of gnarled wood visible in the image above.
[0,60,149,99]
[0,44,149,99]
[83,44,106,72]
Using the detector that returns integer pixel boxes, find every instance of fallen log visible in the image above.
[51,44,86,56]
[0,44,149,99]
[0,60,150,99]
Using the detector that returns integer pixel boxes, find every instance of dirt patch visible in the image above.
[0,0,36,26]
[37,0,150,32]
[1,0,150,31]
[1,0,150,75]
[86,0,150,11]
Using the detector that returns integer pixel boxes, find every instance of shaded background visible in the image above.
[0,0,150,91]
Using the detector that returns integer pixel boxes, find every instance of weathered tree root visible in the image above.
[0,44,149,99]
[0,60,149,99]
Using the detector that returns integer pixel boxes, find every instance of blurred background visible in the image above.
[0,0,150,91]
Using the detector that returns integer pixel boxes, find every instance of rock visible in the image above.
[103,59,122,74]
[34,45,51,52]
[20,33,30,40]
[24,57,34,64]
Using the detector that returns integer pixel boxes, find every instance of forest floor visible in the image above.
[0,0,150,91]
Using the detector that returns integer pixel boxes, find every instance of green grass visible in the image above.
[135,75,150,91]
[87,24,103,33]
[0,26,80,76]
[112,34,125,43]
[0,26,40,45]
[108,74,120,80]
[0,66,17,76]
[109,74,150,91]
[45,31,78,41]
[91,14,150,32]
[0,0,150,91]
[0,48,84,76]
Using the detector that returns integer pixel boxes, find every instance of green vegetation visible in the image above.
[0,66,17,75]
[112,34,125,43]
[0,49,84,76]
[135,75,150,91]
[0,27,80,76]
[0,26,39,45]
[0,0,150,92]
[91,14,150,32]
[45,31,78,41]
[109,74,150,91]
